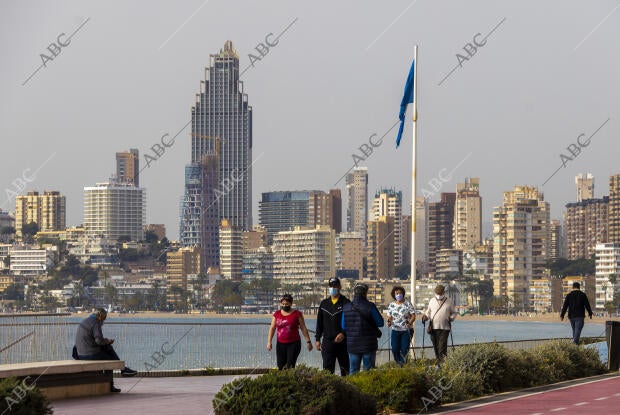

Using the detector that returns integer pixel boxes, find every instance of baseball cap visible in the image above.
[328,277,341,287]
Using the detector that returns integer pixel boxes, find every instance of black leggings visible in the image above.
[276,340,301,370]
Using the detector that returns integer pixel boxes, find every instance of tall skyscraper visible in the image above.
[576,173,594,202]
[366,216,395,280]
[346,167,368,240]
[609,174,620,244]
[259,191,311,243]
[309,190,342,233]
[84,182,145,241]
[15,191,66,239]
[564,197,608,259]
[190,40,252,231]
[371,188,403,266]
[549,219,563,261]
[453,177,482,250]
[116,149,139,186]
[493,186,550,311]
[428,193,456,275]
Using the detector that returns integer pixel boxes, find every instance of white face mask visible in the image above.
[435,294,444,300]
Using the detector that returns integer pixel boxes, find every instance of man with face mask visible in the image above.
[421,285,458,365]
[315,277,350,375]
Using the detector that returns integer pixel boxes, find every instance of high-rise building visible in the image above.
[84,182,145,241]
[336,231,364,279]
[435,249,463,279]
[346,167,368,240]
[609,174,620,244]
[259,191,311,243]
[576,173,594,202]
[594,242,620,310]
[492,186,550,311]
[166,246,201,303]
[366,216,395,280]
[453,178,482,251]
[242,246,274,280]
[549,219,563,261]
[309,190,341,233]
[190,40,252,231]
[272,226,336,285]
[402,214,411,267]
[219,219,242,280]
[116,149,139,186]
[243,225,268,252]
[414,196,428,271]
[15,191,66,239]
[371,189,403,267]
[428,193,456,275]
[564,197,608,260]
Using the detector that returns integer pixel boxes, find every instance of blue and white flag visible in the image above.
[396,59,415,148]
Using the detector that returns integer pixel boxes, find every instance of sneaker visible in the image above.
[111,386,121,393]
[121,367,138,377]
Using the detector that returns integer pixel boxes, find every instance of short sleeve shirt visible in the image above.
[387,301,415,331]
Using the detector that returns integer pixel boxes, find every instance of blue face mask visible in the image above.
[329,288,339,297]
[395,294,404,302]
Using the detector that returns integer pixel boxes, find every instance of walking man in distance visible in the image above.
[560,282,593,345]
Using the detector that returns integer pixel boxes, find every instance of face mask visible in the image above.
[282,305,291,312]
[395,294,404,302]
[435,294,444,300]
[329,288,339,297]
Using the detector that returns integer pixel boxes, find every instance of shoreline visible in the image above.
[91,311,619,324]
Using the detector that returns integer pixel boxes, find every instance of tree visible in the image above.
[3,284,24,301]
[145,231,158,244]
[21,222,39,243]
[0,226,15,235]
[2,255,9,268]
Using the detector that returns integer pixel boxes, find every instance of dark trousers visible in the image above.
[276,340,301,370]
[78,344,121,388]
[430,329,450,363]
[321,340,349,376]
[570,317,585,344]
[391,329,413,365]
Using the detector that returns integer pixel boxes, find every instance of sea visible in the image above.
[0,315,608,371]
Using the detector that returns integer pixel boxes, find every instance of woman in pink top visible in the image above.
[267,294,313,369]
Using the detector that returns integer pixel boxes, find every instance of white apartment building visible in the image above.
[9,246,56,275]
[595,243,620,310]
[371,189,403,267]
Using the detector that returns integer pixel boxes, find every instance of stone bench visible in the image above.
[0,360,125,400]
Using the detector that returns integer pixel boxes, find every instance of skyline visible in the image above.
[1,0,619,238]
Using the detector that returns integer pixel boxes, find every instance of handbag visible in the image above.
[427,298,447,334]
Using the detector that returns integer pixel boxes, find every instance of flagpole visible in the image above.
[411,45,418,354]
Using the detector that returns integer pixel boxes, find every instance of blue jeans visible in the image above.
[349,351,376,375]
[570,317,585,344]
[391,329,413,365]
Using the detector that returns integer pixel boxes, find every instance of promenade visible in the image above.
[49,372,620,415]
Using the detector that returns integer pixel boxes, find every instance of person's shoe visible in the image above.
[111,386,121,393]
[121,367,138,377]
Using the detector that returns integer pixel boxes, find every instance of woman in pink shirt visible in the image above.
[267,294,313,369]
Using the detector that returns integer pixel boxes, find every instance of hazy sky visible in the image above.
[1,0,619,239]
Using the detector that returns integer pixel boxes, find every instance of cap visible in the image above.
[354,283,369,296]
[328,277,341,287]
[280,294,293,303]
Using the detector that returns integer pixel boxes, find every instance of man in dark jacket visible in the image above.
[75,308,137,392]
[560,282,593,344]
[315,277,350,375]
[341,283,384,374]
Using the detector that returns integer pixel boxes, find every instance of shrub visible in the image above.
[213,365,376,415]
[529,339,605,382]
[432,364,485,403]
[0,377,54,415]
[346,363,430,414]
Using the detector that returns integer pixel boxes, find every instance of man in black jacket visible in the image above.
[315,278,350,375]
[560,282,593,344]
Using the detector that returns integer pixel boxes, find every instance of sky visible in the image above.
[1,0,619,239]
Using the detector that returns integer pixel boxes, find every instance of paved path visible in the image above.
[439,375,620,415]
[50,376,240,415]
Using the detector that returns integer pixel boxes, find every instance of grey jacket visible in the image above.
[75,314,107,356]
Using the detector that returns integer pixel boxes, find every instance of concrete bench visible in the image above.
[0,360,125,400]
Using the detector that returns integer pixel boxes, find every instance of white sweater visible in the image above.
[423,296,458,330]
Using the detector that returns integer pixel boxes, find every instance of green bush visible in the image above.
[529,340,605,382]
[213,365,376,415]
[432,364,485,403]
[346,363,430,414]
[0,377,53,415]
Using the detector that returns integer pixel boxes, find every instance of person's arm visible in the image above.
[298,312,313,351]
[341,311,346,332]
[584,293,593,318]
[560,294,569,320]
[92,322,110,346]
[371,305,384,327]
[315,303,324,348]
[421,300,432,322]
[267,316,276,351]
